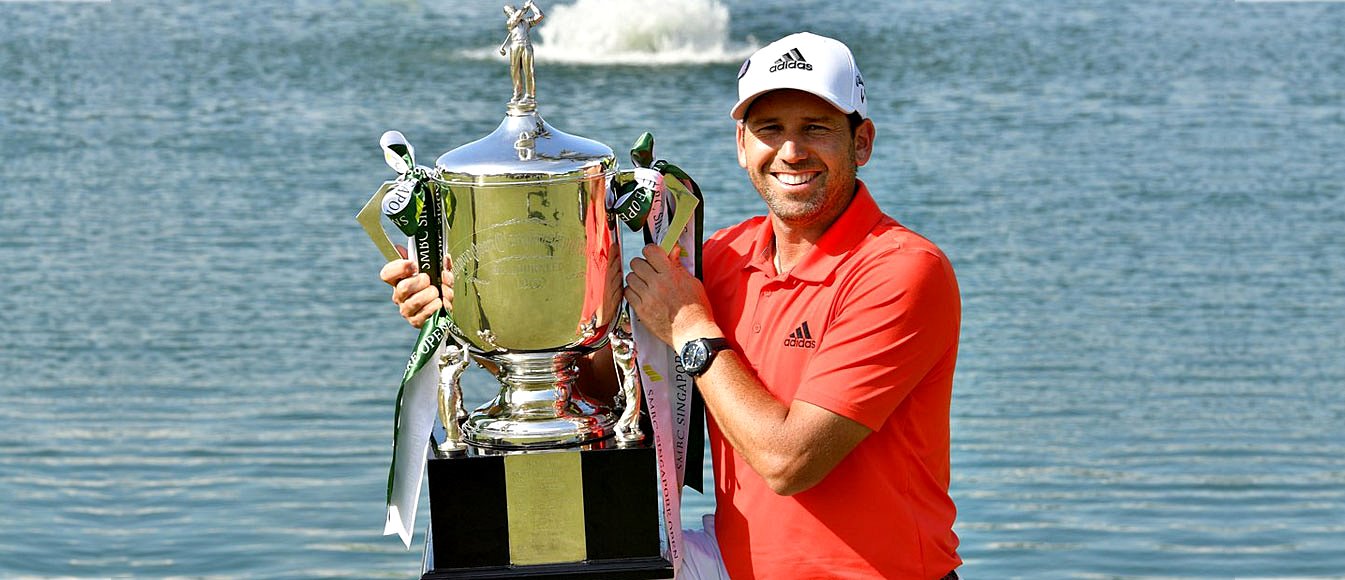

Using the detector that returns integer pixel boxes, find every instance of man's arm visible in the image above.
[625,245,870,496]
[526,1,544,25]
[693,350,871,495]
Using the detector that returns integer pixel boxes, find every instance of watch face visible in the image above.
[683,340,709,372]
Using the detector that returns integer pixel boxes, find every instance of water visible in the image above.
[1,0,1343,577]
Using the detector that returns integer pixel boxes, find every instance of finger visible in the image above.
[624,270,650,296]
[380,258,417,287]
[405,285,441,313]
[628,256,656,279]
[392,272,429,304]
[407,298,442,329]
[626,265,654,307]
[624,279,643,307]
[396,244,409,260]
[400,286,441,320]
[641,244,672,273]
[438,258,456,312]
[440,285,455,313]
[392,272,431,304]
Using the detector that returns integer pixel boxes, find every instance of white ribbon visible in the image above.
[383,339,447,548]
[382,237,453,549]
[630,175,700,575]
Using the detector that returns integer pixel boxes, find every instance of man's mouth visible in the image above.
[773,172,818,186]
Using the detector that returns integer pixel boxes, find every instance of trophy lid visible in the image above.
[434,111,615,185]
[435,2,613,185]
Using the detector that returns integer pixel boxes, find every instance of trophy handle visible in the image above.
[610,310,644,446]
[357,181,405,262]
[360,131,435,263]
[613,132,701,252]
[655,172,699,254]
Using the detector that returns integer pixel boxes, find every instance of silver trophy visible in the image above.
[359,2,687,452]
[433,101,624,451]
[359,7,697,575]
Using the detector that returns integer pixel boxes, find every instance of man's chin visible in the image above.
[765,201,826,224]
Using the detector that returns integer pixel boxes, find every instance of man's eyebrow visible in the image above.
[746,114,839,126]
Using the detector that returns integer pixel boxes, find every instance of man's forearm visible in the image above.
[577,345,618,402]
[624,244,869,493]
[692,348,870,496]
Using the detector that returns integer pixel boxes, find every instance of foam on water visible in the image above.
[465,0,757,65]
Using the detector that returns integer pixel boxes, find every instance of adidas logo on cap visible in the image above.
[769,48,814,73]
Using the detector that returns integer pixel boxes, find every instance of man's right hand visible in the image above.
[379,245,453,329]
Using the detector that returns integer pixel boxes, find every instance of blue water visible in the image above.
[2,0,1343,578]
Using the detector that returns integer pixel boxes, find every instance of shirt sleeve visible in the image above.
[794,249,960,431]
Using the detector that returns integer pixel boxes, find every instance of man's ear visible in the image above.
[853,119,875,167]
[736,122,748,168]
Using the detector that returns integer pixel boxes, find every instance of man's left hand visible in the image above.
[624,244,720,347]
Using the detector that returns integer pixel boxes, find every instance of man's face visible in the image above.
[737,89,875,232]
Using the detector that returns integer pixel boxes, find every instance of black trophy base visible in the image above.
[422,441,673,579]
[421,556,673,580]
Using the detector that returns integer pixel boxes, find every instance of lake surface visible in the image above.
[1,0,1342,577]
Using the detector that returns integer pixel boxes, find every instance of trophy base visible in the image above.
[422,442,672,580]
[421,556,672,580]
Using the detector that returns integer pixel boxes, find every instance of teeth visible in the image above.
[775,173,814,186]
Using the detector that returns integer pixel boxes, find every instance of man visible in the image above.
[385,32,961,580]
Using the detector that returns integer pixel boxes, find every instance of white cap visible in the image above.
[731,32,867,121]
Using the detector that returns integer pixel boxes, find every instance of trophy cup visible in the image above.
[357,3,697,578]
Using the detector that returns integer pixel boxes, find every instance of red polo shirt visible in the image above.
[702,182,961,579]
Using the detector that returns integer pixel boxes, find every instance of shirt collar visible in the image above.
[744,180,884,282]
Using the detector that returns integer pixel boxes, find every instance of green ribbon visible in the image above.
[381,179,424,237]
[613,132,704,234]
[410,182,443,287]
[384,177,449,505]
[612,174,655,230]
[653,159,703,202]
[629,131,656,170]
[612,132,656,231]
[382,163,443,239]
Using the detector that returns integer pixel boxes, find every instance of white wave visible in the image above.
[465,0,758,65]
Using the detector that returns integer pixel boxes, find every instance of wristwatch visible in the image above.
[680,337,731,377]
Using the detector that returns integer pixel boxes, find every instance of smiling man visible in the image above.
[625,32,963,579]
[382,30,963,580]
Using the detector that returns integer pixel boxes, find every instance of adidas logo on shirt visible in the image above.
[769,48,814,73]
[783,321,817,349]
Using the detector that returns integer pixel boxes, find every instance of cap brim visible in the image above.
[730,86,855,121]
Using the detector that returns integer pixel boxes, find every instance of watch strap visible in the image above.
[702,337,730,353]
[686,337,731,377]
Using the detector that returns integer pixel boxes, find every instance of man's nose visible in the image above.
[777,137,807,162]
